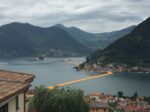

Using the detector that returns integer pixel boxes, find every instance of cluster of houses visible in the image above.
[87,92,150,112]
[80,62,150,73]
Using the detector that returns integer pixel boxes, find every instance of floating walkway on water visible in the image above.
[48,58,113,89]
[48,71,112,89]
[63,59,79,66]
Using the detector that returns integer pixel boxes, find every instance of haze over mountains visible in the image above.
[0,22,135,58]
[86,17,150,67]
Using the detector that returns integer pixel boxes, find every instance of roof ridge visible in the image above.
[0,69,35,77]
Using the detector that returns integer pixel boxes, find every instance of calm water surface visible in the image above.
[0,57,150,96]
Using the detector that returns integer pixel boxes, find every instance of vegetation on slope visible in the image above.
[29,86,89,112]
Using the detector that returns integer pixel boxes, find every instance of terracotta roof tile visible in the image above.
[0,70,35,103]
[0,70,35,83]
[0,80,30,103]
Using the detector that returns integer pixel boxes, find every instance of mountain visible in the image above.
[54,24,96,46]
[94,25,136,49]
[86,17,150,67]
[55,24,135,50]
[0,22,91,57]
[0,22,136,58]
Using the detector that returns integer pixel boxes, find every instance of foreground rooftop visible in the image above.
[0,70,35,103]
[0,70,35,83]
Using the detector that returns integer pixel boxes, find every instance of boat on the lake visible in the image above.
[36,56,45,61]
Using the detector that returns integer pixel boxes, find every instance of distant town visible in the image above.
[76,61,150,73]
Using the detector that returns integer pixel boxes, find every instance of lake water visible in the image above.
[0,57,150,96]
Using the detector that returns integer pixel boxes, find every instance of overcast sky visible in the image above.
[0,0,149,33]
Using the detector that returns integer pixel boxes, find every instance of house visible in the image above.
[0,70,35,112]
[90,102,109,112]
[90,92,104,99]
[89,92,113,103]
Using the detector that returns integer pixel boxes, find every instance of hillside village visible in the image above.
[87,92,150,112]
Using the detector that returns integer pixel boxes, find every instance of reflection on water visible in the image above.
[0,57,150,96]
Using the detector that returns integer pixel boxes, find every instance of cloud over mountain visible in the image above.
[0,0,149,32]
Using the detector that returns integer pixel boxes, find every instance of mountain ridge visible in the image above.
[86,17,150,67]
[0,22,136,58]
[54,23,136,50]
[0,22,91,57]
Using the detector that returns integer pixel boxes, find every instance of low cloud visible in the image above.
[0,0,149,32]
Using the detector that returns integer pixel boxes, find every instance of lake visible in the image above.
[0,57,150,96]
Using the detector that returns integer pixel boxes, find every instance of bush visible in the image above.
[29,86,89,112]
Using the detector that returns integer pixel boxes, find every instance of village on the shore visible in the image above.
[76,61,150,73]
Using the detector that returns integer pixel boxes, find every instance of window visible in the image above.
[0,104,8,112]
[16,96,19,111]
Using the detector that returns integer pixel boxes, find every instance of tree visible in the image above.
[130,92,138,100]
[29,86,89,112]
[133,92,138,99]
[117,91,124,98]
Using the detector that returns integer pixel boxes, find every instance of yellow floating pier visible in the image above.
[48,71,112,90]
